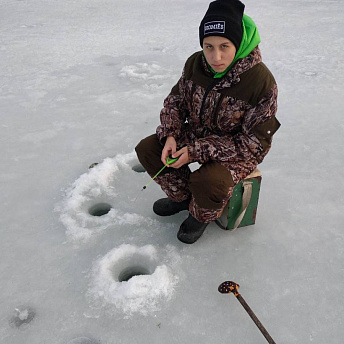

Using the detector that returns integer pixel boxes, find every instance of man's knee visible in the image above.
[189,162,234,210]
[135,134,164,176]
[136,134,156,159]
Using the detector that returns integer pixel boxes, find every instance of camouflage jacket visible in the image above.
[156,47,280,183]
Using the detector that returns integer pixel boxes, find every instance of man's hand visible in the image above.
[161,136,177,166]
[161,137,189,169]
[168,146,189,169]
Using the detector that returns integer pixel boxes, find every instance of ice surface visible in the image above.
[67,338,99,344]
[1,0,344,343]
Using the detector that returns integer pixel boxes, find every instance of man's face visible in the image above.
[202,36,236,73]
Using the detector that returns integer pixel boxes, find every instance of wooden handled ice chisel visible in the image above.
[218,281,277,344]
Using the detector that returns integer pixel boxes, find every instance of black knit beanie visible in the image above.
[199,0,245,51]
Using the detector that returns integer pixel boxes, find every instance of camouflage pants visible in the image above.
[135,134,236,223]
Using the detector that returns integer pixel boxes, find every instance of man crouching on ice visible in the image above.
[135,0,280,244]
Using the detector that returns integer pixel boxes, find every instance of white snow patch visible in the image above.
[89,244,179,316]
[119,62,172,81]
[56,151,158,242]
[16,308,29,321]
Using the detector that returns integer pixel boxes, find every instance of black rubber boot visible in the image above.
[177,214,209,244]
[153,197,190,216]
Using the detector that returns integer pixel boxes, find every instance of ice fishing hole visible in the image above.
[88,203,112,217]
[118,266,151,282]
[109,249,158,283]
[132,163,146,173]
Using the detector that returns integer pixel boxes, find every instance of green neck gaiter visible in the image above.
[205,14,261,79]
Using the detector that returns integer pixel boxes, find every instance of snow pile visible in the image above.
[89,244,179,316]
[57,152,159,242]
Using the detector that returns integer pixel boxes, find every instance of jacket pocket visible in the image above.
[252,116,281,151]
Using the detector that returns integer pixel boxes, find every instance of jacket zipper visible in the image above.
[190,83,197,118]
[199,79,221,126]
[212,93,225,129]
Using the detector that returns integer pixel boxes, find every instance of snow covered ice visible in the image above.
[1,0,344,343]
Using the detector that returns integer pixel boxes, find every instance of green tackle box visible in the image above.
[216,169,262,231]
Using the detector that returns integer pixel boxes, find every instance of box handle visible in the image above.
[228,180,253,232]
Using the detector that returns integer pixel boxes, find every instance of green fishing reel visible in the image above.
[166,155,179,165]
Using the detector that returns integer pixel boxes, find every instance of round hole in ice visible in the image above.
[131,164,146,173]
[91,245,179,315]
[118,266,151,282]
[107,246,158,283]
[88,203,112,217]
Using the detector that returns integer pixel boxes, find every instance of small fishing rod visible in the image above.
[133,155,179,202]
[140,155,179,191]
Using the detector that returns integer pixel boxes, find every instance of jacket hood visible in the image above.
[206,14,261,78]
[233,14,261,65]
